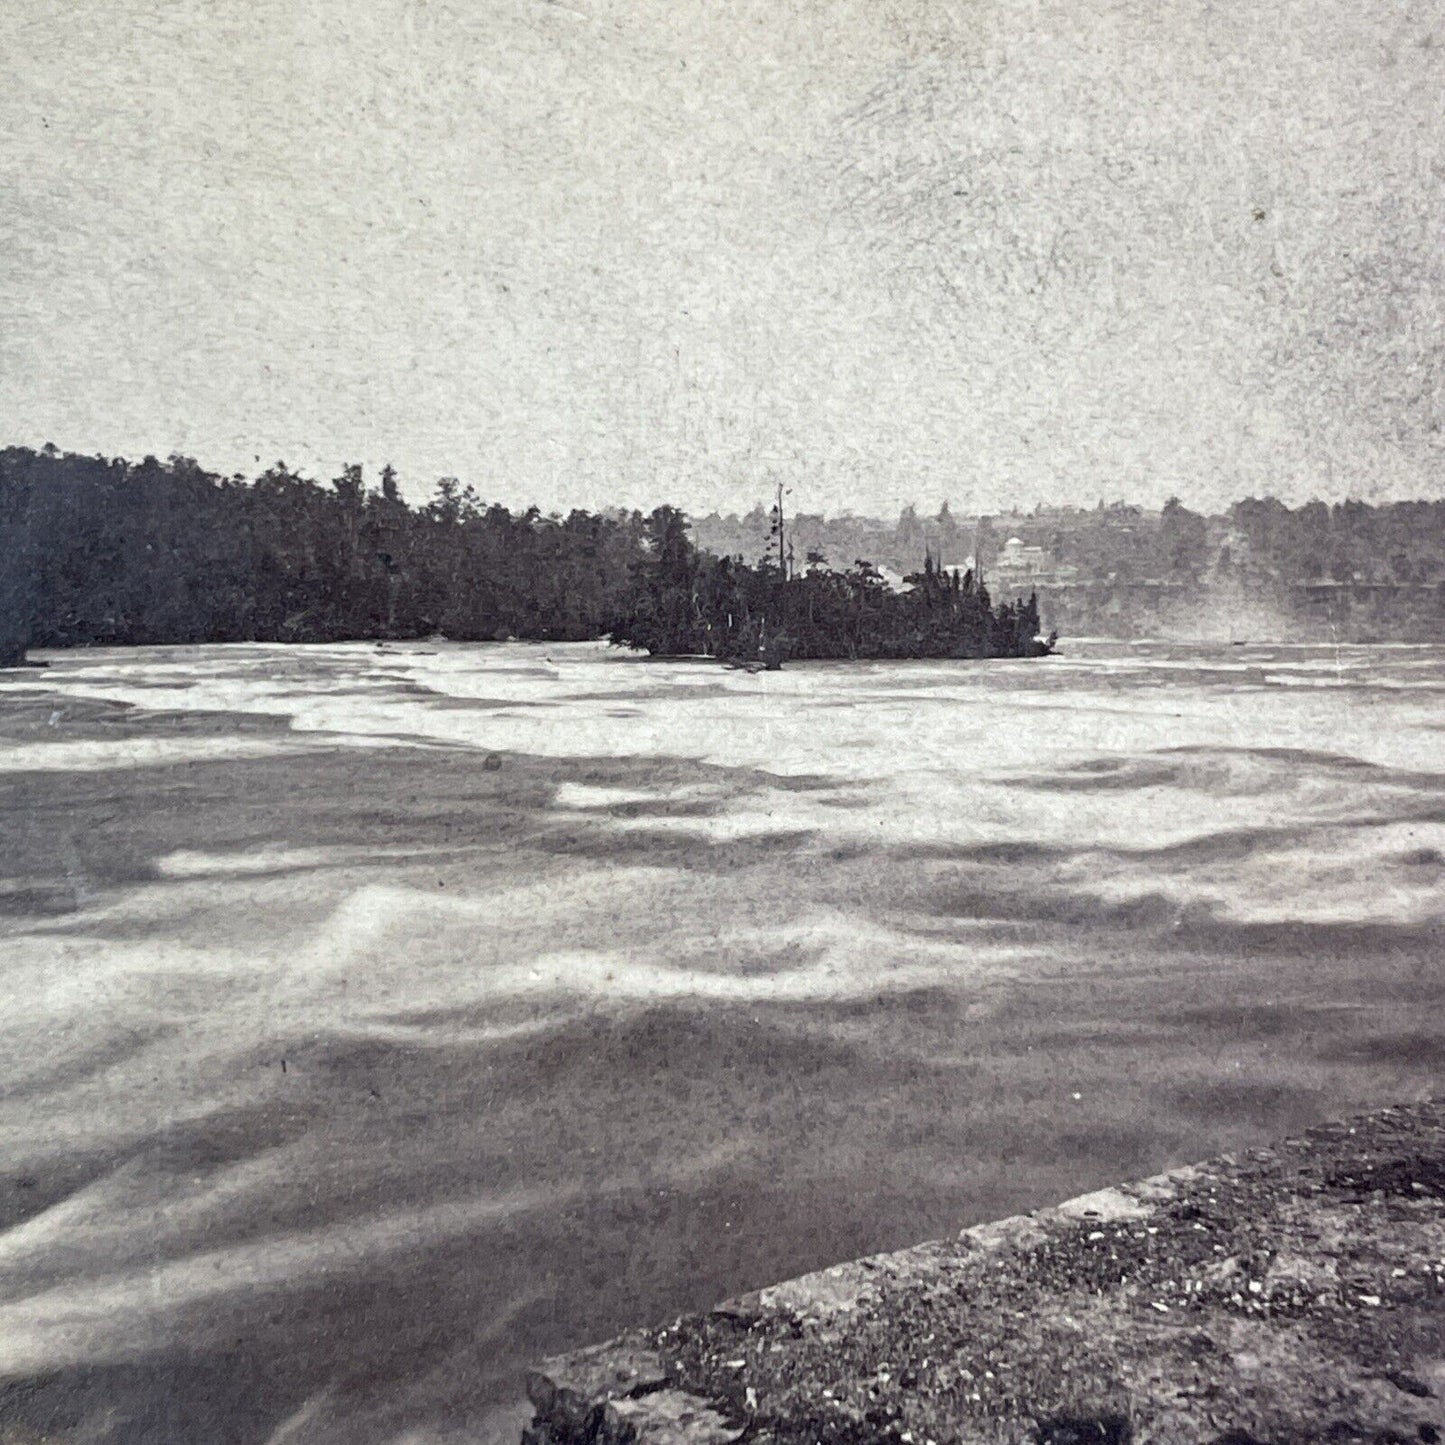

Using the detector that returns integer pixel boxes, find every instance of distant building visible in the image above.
[986,536,1079,589]
[994,536,1049,577]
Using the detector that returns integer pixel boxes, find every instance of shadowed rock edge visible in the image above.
[523,1101,1445,1443]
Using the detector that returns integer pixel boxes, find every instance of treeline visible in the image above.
[691,496,1445,588]
[1202,497,1445,589]
[0,446,649,662]
[1036,496,1445,589]
[613,508,1049,665]
[0,446,1051,666]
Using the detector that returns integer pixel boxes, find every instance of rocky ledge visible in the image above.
[523,1101,1445,1444]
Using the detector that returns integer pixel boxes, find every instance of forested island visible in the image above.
[0,446,1049,667]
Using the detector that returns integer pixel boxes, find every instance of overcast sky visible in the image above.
[3,0,1442,515]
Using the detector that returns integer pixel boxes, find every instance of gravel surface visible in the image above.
[527,1101,1445,1444]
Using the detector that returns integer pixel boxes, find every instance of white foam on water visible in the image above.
[551,781,723,811]
[0,736,315,772]
[154,845,448,878]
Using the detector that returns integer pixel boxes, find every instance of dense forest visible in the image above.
[0,446,646,664]
[0,446,1049,666]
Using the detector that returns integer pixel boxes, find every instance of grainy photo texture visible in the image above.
[1,2,1443,1442]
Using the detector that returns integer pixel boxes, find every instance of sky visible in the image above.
[2,0,1442,516]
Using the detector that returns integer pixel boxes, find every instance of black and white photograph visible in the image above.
[2,2,1443,1441]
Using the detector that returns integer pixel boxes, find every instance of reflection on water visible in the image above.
[0,640,1442,1443]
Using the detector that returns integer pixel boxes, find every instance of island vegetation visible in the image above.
[0,446,1051,666]
[610,504,1049,666]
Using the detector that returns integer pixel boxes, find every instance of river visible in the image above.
[1,639,1442,1442]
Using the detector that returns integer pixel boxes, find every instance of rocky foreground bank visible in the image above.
[524,1101,1445,1444]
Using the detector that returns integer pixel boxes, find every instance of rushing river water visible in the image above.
[1,639,1443,1443]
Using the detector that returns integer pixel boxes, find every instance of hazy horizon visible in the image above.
[4,0,1443,517]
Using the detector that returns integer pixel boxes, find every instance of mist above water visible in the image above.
[1,639,1442,1443]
